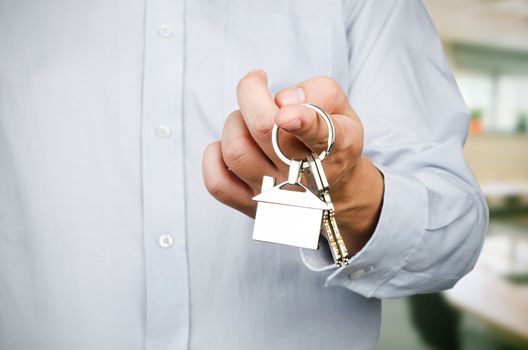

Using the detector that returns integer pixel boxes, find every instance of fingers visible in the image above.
[275,76,355,116]
[237,70,304,166]
[274,102,362,155]
[274,104,329,153]
[221,110,277,189]
[206,73,366,219]
[237,70,276,142]
[274,76,362,156]
[202,142,257,217]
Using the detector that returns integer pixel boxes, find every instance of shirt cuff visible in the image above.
[300,164,428,297]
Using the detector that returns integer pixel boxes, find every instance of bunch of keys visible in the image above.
[252,103,350,267]
[305,153,349,266]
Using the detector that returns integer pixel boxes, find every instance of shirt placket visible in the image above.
[141,0,190,349]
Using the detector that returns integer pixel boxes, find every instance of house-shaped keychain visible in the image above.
[252,176,330,250]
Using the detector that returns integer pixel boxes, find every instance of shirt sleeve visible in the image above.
[301,0,489,298]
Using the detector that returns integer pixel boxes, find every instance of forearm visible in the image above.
[302,155,488,298]
[364,163,488,298]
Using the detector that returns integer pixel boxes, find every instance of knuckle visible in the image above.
[318,75,338,86]
[336,117,363,155]
[339,134,356,154]
[315,141,327,153]
[331,151,348,170]
[203,143,225,199]
[204,175,227,200]
[252,112,273,138]
[327,152,349,185]
[328,85,341,108]
[222,138,251,168]
[318,76,341,107]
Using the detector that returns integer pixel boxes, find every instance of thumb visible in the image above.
[275,103,361,155]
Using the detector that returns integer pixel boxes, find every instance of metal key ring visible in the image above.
[272,103,335,168]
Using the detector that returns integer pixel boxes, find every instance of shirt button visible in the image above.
[158,234,174,248]
[348,269,366,280]
[158,24,173,38]
[155,126,172,139]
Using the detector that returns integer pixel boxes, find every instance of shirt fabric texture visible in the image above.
[0,0,488,349]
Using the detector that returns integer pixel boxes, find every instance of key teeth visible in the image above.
[323,208,351,267]
[323,212,342,264]
[329,212,350,262]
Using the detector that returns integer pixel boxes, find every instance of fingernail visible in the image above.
[278,87,306,105]
[281,118,302,131]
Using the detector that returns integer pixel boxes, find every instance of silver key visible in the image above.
[306,153,349,266]
[305,154,342,263]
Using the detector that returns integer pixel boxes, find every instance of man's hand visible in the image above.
[202,70,384,255]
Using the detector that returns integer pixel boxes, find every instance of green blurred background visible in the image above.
[378,1,528,349]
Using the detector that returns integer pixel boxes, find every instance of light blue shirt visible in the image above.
[0,0,488,349]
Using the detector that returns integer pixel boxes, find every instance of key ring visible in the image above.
[272,103,335,168]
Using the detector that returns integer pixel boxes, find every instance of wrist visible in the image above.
[334,156,384,255]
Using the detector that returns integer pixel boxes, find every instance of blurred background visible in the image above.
[378,0,528,349]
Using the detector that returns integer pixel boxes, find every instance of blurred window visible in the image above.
[456,72,495,131]
[456,72,528,133]
[496,75,528,133]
